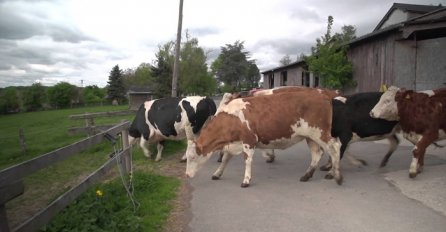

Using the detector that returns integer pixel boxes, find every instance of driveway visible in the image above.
[185,141,446,232]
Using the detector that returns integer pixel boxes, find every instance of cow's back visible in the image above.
[197,91,333,153]
[332,92,398,138]
[397,88,446,134]
[147,97,183,137]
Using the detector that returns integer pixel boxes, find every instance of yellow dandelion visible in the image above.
[96,190,103,197]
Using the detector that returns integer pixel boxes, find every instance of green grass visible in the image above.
[41,171,180,232]
[0,105,131,169]
[0,105,187,231]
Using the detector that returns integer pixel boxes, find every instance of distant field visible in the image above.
[0,105,187,230]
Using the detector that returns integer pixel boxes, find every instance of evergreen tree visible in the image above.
[107,65,126,103]
[151,42,174,98]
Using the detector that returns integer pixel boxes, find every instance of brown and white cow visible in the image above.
[370,86,446,178]
[185,91,343,187]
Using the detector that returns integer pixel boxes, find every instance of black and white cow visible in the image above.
[321,92,400,170]
[129,96,217,162]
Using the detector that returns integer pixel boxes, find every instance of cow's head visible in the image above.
[185,140,212,178]
[370,86,400,120]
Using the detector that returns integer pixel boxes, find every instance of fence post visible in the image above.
[120,121,131,175]
[85,113,95,136]
[19,128,27,155]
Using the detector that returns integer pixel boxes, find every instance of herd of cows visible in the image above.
[128,86,446,188]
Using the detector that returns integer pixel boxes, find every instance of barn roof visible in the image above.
[127,86,154,94]
[260,60,306,74]
[348,7,446,46]
[373,3,444,31]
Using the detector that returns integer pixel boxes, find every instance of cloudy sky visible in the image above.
[1,0,445,88]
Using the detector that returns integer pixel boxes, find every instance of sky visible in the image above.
[0,0,445,88]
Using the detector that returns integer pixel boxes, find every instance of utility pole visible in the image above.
[172,0,184,97]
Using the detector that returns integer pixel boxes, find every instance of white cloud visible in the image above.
[0,0,445,87]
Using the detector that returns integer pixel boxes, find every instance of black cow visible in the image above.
[321,92,400,170]
[129,96,217,162]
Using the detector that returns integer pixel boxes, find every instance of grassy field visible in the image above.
[0,105,187,231]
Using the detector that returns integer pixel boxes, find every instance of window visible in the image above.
[281,71,287,86]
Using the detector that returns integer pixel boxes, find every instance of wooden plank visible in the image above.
[0,121,129,188]
[14,148,130,232]
[67,125,115,135]
[69,110,134,120]
[0,181,24,204]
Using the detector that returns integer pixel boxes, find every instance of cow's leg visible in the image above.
[300,139,323,182]
[379,135,399,167]
[345,151,367,168]
[155,141,164,162]
[409,133,437,178]
[241,147,255,188]
[262,149,275,163]
[217,151,224,162]
[323,139,343,185]
[320,132,352,171]
[139,137,151,159]
[212,152,233,180]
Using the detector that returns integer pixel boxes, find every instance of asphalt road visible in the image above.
[185,141,446,232]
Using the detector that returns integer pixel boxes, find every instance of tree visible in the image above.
[280,55,292,66]
[211,41,260,92]
[23,83,46,111]
[107,65,126,104]
[47,82,76,108]
[0,87,20,114]
[306,16,356,90]
[123,63,154,87]
[179,35,217,95]
[83,85,105,105]
[152,42,175,97]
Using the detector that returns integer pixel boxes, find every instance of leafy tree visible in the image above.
[211,41,260,91]
[123,63,154,88]
[107,65,126,103]
[47,82,76,108]
[152,42,175,97]
[306,16,356,89]
[23,83,46,111]
[0,87,20,114]
[179,35,216,95]
[280,55,292,66]
[83,85,105,105]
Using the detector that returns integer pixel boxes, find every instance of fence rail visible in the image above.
[68,110,134,136]
[0,121,131,232]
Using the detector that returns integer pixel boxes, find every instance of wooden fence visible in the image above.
[0,121,131,232]
[68,110,134,136]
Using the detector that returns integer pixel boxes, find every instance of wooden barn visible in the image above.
[127,86,155,111]
[260,60,319,89]
[346,3,446,93]
[261,3,445,93]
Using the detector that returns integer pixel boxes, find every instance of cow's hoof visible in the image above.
[180,159,187,163]
[155,158,162,162]
[335,175,343,185]
[324,173,334,179]
[319,165,331,171]
[241,183,250,188]
[409,172,417,178]
[212,175,220,180]
[300,175,310,182]
[379,161,388,168]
